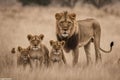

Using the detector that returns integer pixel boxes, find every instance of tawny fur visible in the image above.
[11,47,32,68]
[27,34,49,68]
[55,11,114,66]
[49,40,66,66]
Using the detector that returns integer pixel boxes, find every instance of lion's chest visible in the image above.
[50,53,62,62]
[29,49,44,59]
[59,34,79,51]
[17,57,30,65]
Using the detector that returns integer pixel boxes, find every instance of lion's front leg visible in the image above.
[72,47,79,66]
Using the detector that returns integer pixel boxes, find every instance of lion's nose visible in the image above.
[63,29,67,31]
[63,32,67,34]
[34,44,37,46]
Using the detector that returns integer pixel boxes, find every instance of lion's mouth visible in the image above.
[23,57,28,60]
[32,47,39,50]
[61,33,69,37]
[54,52,60,55]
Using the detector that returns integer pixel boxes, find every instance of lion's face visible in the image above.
[18,46,30,62]
[55,11,76,38]
[27,34,44,50]
[50,40,65,55]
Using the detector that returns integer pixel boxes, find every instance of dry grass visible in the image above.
[0,4,120,80]
[102,2,120,17]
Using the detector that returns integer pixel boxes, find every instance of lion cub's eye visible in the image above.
[60,22,63,26]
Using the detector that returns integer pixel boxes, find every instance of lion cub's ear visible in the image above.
[55,13,62,20]
[18,46,22,52]
[27,46,31,51]
[50,40,55,46]
[11,48,16,54]
[39,34,44,40]
[60,41,65,46]
[27,34,32,41]
[69,13,76,20]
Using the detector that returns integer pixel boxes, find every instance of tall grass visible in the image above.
[0,4,120,80]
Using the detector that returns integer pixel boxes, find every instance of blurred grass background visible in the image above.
[0,0,120,80]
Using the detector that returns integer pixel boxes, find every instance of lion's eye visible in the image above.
[68,22,72,26]
[60,22,63,26]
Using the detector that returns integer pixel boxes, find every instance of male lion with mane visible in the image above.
[55,11,114,66]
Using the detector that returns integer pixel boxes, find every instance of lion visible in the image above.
[27,34,49,68]
[55,11,114,66]
[11,46,32,68]
[49,40,66,66]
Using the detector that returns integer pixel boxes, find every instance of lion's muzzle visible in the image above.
[61,30,70,38]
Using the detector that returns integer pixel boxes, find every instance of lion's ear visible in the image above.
[27,34,32,41]
[18,46,22,52]
[69,13,76,20]
[50,40,54,46]
[55,13,62,20]
[39,34,44,40]
[60,41,65,46]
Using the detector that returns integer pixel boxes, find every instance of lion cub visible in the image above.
[49,40,66,66]
[11,46,31,68]
[27,34,49,68]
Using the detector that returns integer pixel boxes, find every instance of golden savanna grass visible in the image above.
[0,3,120,80]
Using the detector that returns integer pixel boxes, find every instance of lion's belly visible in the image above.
[79,30,93,45]
[78,21,94,46]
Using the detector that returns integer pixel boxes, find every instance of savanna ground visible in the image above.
[0,2,120,80]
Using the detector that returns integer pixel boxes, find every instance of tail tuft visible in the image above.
[110,41,114,47]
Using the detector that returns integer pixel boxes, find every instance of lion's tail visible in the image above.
[99,41,114,53]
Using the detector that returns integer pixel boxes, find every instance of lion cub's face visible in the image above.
[18,46,30,62]
[50,40,65,55]
[55,11,76,38]
[27,34,44,50]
